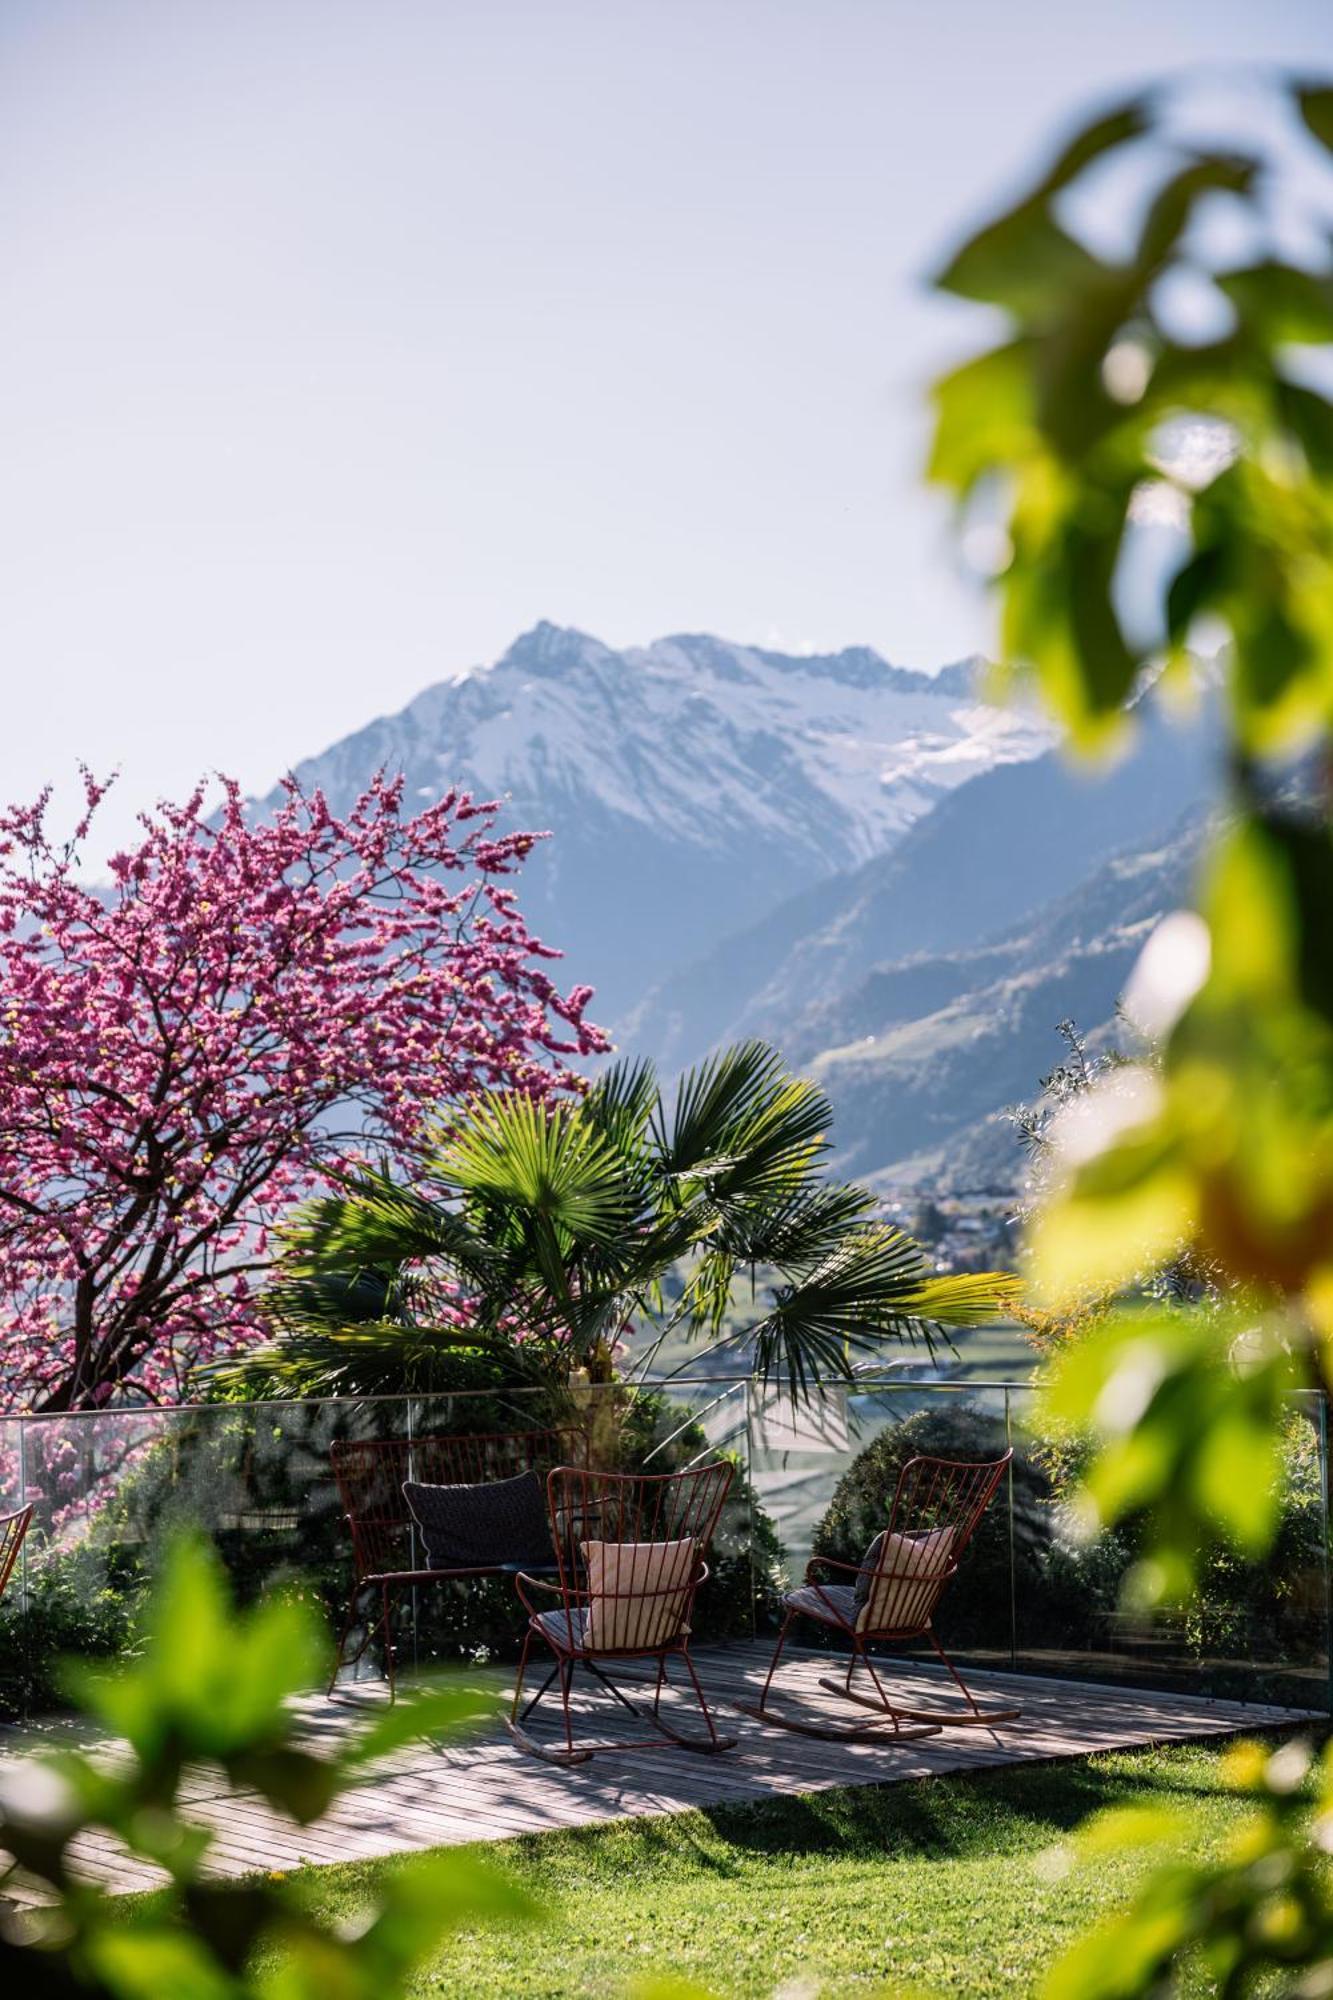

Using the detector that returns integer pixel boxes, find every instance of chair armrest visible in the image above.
[514,1570,588,1619]
[803,1554,861,1584]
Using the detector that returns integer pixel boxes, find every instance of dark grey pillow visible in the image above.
[853,1530,886,1610]
[402,1468,554,1570]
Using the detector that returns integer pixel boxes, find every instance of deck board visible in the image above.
[1,1642,1318,1900]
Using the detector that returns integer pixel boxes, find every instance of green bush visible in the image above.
[809,1402,1326,1702]
[0,1539,145,1717]
[811,1404,1043,1651]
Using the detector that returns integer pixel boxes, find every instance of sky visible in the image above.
[1,0,1330,856]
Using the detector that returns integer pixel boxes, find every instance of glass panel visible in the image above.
[0,1376,1324,1717]
[1010,1384,1330,1710]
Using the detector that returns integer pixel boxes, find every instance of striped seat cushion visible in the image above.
[784,1582,857,1627]
[535,1606,588,1651]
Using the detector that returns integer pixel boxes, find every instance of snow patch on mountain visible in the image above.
[274,621,1054,1022]
[358,623,1051,862]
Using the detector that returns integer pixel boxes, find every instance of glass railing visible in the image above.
[0,1376,1325,1718]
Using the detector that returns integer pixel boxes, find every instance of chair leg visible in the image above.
[506,1644,595,1766]
[381,1583,397,1704]
[558,1657,577,1759]
[327,1587,362,1695]
[673,1643,738,1753]
[927,1626,1022,1725]
[874,1626,1022,1728]
[742,1618,942,1743]
[510,1626,533,1728]
[754,1610,796,1717]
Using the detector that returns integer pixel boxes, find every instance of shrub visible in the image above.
[810,1402,1326,1702]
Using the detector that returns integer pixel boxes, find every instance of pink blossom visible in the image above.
[0,769,606,1412]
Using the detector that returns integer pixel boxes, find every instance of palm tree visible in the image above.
[248,1041,1019,1401]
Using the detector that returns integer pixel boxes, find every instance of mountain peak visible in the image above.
[270,622,1051,1021]
[497,621,614,675]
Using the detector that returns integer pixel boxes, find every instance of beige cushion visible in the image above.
[854,1526,955,1634]
[581,1537,697,1651]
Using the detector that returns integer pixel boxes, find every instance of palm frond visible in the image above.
[279,1178,502,1292]
[711,1180,877,1268]
[747,1223,1020,1400]
[583,1056,658,1151]
[434,1095,634,1246]
[889,1268,1024,1328]
[215,1319,545,1399]
[658,1042,835,1223]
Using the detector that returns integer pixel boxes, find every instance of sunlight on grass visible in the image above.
[275,1740,1271,1998]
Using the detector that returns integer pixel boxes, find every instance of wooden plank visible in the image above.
[2,1641,1318,1898]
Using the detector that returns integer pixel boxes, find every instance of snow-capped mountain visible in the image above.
[270,622,1052,1024]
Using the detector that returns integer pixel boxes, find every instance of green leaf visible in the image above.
[87,1925,236,2000]
[1035,98,1151,195]
[1218,262,1333,344]
[1066,513,1138,711]
[929,340,1038,493]
[1278,380,1333,477]
[1165,544,1226,646]
[1036,1306,1298,1593]
[1137,156,1257,270]
[937,198,1106,317]
[1296,84,1333,154]
[1074,1804,1191,1856]
[342,1682,496,1767]
[227,1746,341,1825]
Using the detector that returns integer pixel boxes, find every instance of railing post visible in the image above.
[744,1382,757,1643]
[1004,1386,1017,1673]
[406,1396,419,1679]
[18,1416,29,1617]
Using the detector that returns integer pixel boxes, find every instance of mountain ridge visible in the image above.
[622,701,1221,1069]
[266,621,1051,1021]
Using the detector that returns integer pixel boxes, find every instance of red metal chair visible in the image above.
[328,1427,579,1697]
[745,1450,1020,1739]
[0,1505,31,1605]
[507,1461,737,1765]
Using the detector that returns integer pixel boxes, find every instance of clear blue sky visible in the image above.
[2,0,1330,854]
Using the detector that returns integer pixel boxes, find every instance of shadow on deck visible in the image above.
[6,1641,1320,1897]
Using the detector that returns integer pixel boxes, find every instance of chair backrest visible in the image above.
[856,1450,1011,1637]
[331,1428,580,1580]
[546,1460,733,1654]
[0,1504,32,1605]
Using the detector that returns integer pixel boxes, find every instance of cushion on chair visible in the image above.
[785,1581,857,1627]
[853,1526,955,1634]
[535,1606,588,1651]
[402,1469,554,1570]
[581,1537,697,1651]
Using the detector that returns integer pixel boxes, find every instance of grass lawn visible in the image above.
[285,1738,1281,1997]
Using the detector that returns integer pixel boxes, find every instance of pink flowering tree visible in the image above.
[0,771,606,1412]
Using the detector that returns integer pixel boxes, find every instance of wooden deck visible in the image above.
[2,1643,1318,1899]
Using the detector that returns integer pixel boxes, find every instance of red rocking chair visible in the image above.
[745,1450,1020,1739]
[508,1461,738,1765]
[328,1427,579,1697]
[0,1505,31,1606]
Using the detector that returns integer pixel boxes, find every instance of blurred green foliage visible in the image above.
[930,72,1333,1588]
[931,84,1333,759]
[1042,1737,1333,1998]
[0,1535,531,1997]
[929,68,1333,1997]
